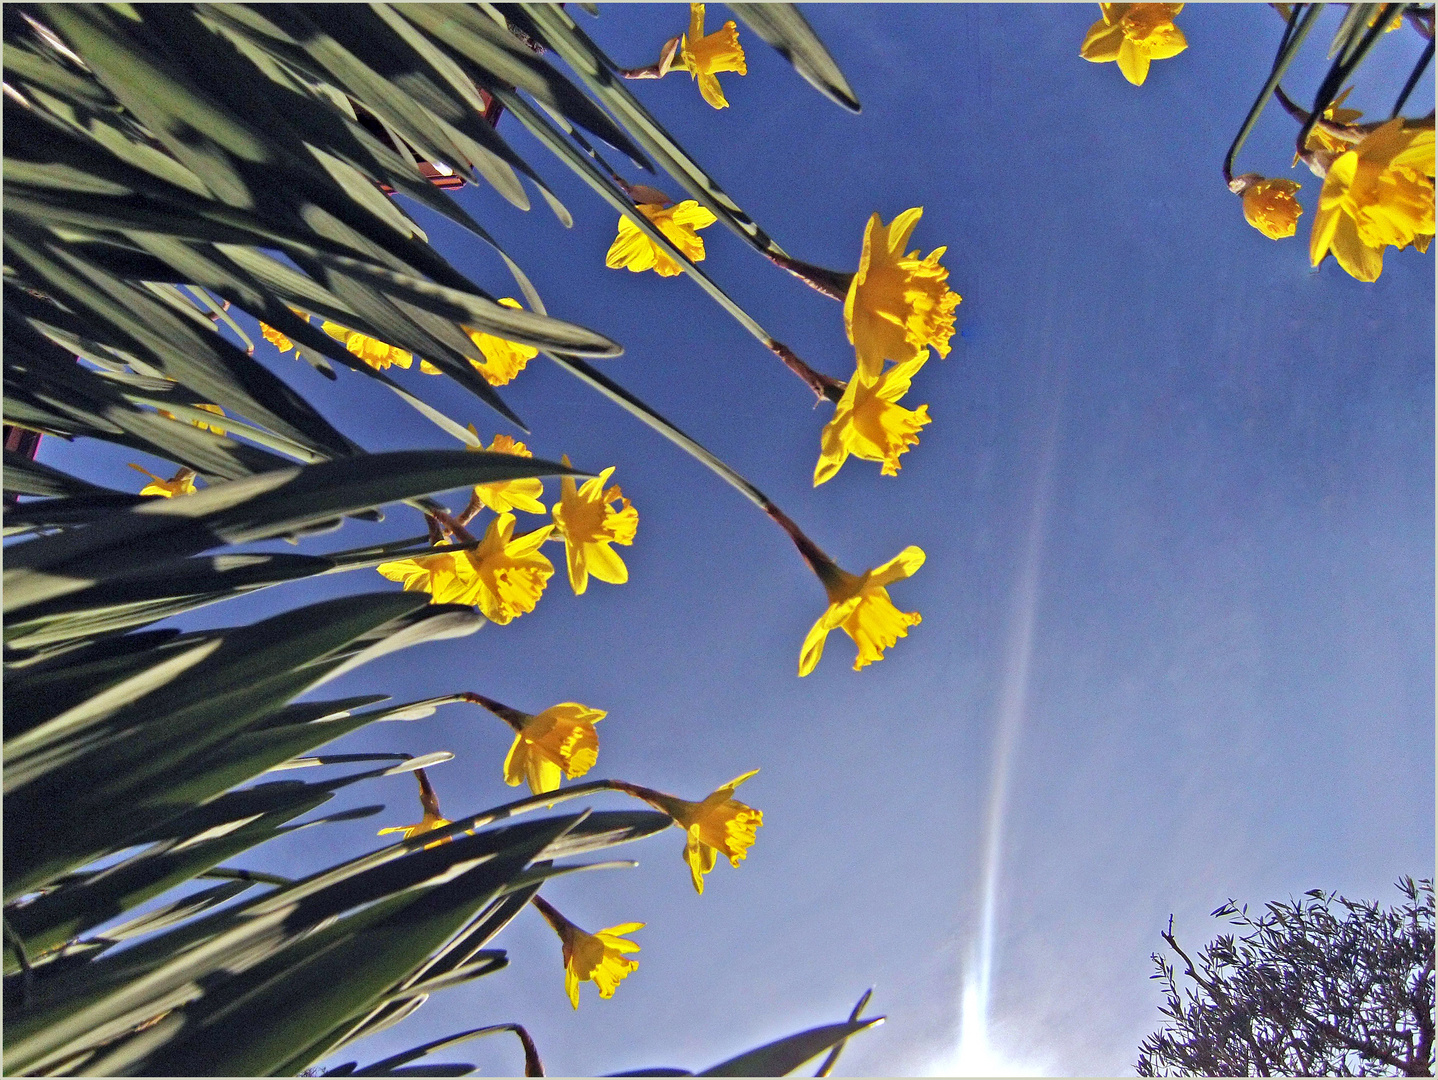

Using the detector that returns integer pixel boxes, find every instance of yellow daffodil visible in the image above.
[259,322,294,353]
[464,299,538,386]
[551,456,638,595]
[376,514,555,623]
[500,702,605,795]
[466,425,545,514]
[845,208,961,383]
[320,320,414,371]
[1310,118,1435,282]
[1080,4,1187,85]
[375,548,470,604]
[800,545,925,676]
[454,513,557,624]
[814,354,932,485]
[377,768,453,849]
[532,896,642,1009]
[624,771,763,895]
[606,200,718,276]
[679,3,746,109]
[1235,175,1303,240]
[1304,87,1366,156]
[128,463,196,498]
[159,403,227,435]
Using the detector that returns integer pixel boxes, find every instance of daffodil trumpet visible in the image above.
[531,894,643,1008]
[607,773,763,894]
[463,692,604,795]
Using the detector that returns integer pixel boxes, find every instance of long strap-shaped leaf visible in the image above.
[729,4,861,113]
[517,3,792,259]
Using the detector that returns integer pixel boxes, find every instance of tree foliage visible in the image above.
[1138,877,1436,1077]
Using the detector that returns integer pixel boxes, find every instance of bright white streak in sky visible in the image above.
[930,358,1063,1079]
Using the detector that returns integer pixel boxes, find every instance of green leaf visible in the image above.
[3,449,127,500]
[517,4,794,260]
[3,448,583,611]
[728,5,861,112]
[696,1019,884,1076]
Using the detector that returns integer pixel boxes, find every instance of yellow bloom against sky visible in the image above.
[634,771,764,895]
[606,200,718,276]
[376,769,452,849]
[465,298,539,387]
[320,320,416,372]
[1238,176,1303,240]
[845,208,961,383]
[1310,118,1436,282]
[1304,87,1366,156]
[1080,3,1187,85]
[468,426,546,514]
[128,463,196,498]
[375,548,469,604]
[453,513,557,624]
[259,322,294,353]
[815,353,933,486]
[533,896,644,1010]
[501,702,605,795]
[800,546,926,676]
[551,458,639,595]
[679,3,746,110]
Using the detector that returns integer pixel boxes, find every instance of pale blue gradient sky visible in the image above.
[38,5,1435,1075]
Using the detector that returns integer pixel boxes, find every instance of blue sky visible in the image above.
[38,5,1435,1075]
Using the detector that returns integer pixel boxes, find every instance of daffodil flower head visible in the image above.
[497,702,605,795]
[800,546,926,676]
[1233,175,1303,240]
[320,321,414,371]
[1080,3,1187,86]
[467,424,545,514]
[377,768,453,850]
[259,322,295,353]
[533,896,642,1009]
[815,354,933,486]
[635,771,763,895]
[679,3,747,109]
[375,548,471,605]
[551,456,639,595]
[128,463,197,498]
[455,512,557,624]
[159,403,227,436]
[464,299,539,386]
[845,208,961,383]
[606,200,718,276]
[1310,118,1435,282]
[1304,87,1366,156]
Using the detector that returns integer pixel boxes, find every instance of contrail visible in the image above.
[949,369,1063,1076]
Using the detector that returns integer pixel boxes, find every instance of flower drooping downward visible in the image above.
[799,546,926,676]
[845,208,961,383]
[128,464,196,498]
[377,768,452,849]
[679,3,747,109]
[1234,175,1303,240]
[465,299,539,386]
[551,456,639,595]
[474,695,604,795]
[606,201,718,276]
[624,773,764,895]
[1080,4,1188,86]
[468,426,546,514]
[532,895,642,1009]
[815,354,933,485]
[1310,118,1435,282]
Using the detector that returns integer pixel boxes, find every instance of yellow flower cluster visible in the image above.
[259,301,539,386]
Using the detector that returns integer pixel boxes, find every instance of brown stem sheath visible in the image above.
[768,339,846,404]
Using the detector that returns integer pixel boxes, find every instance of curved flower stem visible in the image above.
[769,339,847,403]
[1392,37,1435,116]
[1296,4,1401,153]
[460,691,528,732]
[764,252,855,302]
[619,64,665,78]
[1223,2,1325,185]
